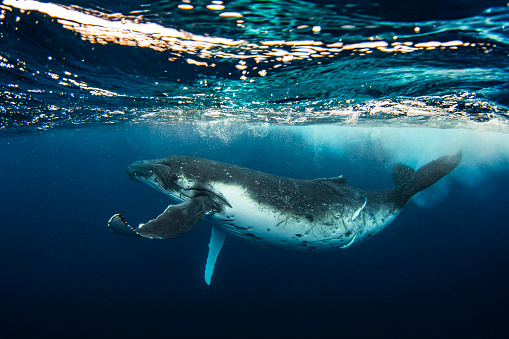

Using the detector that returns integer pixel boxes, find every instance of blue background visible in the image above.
[1,124,508,338]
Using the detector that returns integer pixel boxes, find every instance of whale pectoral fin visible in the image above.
[135,196,214,239]
[204,227,227,285]
[108,214,141,237]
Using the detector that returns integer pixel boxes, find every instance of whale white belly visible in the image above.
[205,183,398,252]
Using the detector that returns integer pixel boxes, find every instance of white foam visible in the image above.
[290,125,509,179]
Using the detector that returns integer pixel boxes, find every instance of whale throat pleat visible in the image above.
[205,227,227,285]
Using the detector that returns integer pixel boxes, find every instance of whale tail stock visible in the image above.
[391,150,462,207]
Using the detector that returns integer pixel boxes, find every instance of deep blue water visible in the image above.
[1,124,509,338]
[1,0,509,338]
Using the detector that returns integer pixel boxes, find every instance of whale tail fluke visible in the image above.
[392,150,462,207]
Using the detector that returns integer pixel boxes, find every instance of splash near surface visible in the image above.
[0,0,508,132]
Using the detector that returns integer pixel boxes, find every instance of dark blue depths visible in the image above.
[0,125,508,338]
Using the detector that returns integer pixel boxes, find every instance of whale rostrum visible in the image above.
[108,151,462,284]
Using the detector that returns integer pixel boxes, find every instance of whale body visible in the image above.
[108,151,462,284]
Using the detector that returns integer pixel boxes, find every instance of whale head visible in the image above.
[127,156,231,209]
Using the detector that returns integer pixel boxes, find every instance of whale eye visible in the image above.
[171,173,178,181]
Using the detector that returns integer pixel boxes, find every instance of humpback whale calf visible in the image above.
[108,151,462,284]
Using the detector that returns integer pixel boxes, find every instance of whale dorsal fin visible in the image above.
[329,176,347,185]
[314,176,347,186]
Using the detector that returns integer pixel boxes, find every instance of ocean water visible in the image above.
[1,0,509,338]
